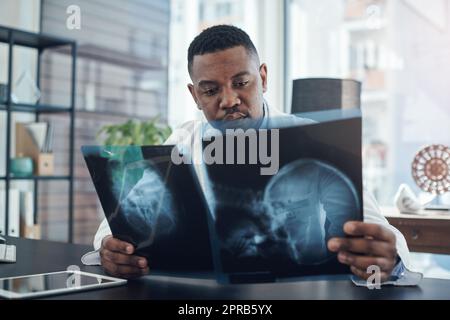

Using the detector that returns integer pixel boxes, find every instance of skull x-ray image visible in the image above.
[213,187,291,262]
[212,159,360,268]
[204,116,364,277]
[263,159,360,264]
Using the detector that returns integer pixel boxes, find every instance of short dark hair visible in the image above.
[187,25,259,75]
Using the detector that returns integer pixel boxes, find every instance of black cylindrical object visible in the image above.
[291,78,361,114]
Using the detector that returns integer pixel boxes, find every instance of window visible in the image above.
[216,2,232,18]
[169,0,285,128]
[169,0,264,128]
[286,0,450,205]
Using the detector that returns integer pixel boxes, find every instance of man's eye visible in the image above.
[204,89,217,96]
[234,81,249,87]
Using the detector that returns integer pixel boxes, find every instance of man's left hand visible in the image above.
[327,221,398,282]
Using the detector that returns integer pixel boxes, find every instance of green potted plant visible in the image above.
[96,118,173,192]
[97,118,172,146]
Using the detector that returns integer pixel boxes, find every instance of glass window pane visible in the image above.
[287,0,450,205]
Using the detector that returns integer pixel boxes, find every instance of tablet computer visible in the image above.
[0,270,126,299]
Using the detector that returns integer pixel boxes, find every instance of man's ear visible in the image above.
[259,63,268,93]
[187,84,202,110]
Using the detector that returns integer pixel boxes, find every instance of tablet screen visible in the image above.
[0,271,126,299]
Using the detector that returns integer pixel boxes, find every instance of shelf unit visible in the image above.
[0,25,77,242]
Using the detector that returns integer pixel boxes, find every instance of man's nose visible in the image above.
[219,87,240,110]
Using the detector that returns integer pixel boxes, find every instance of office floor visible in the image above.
[410,252,450,280]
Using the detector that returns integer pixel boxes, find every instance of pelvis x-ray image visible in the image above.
[212,159,360,270]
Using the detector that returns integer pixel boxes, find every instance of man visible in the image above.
[85,25,418,285]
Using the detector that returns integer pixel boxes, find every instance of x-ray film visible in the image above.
[203,115,363,281]
[82,113,363,283]
[82,145,214,273]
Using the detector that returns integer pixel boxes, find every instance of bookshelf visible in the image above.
[0,25,77,242]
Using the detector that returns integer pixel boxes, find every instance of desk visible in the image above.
[382,207,450,254]
[1,237,450,300]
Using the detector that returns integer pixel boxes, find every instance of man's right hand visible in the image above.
[100,235,149,279]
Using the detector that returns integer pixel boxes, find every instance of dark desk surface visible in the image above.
[1,237,449,300]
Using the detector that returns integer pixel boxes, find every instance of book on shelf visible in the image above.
[0,189,40,239]
[0,189,20,237]
[0,189,4,235]
[19,190,40,239]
